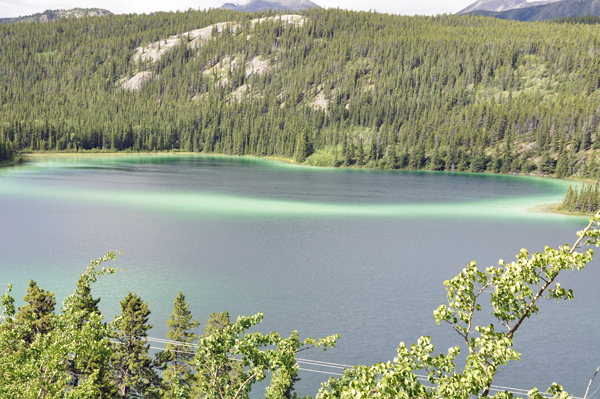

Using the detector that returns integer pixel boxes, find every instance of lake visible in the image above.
[0,154,598,397]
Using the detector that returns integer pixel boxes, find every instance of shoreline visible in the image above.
[0,157,25,168]
[544,204,599,217]
[14,150,596,218]
[20,151,296,165]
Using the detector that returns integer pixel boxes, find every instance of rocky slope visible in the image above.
[458,0,561,14]
[122,15,304,91]
[470,0,600,21]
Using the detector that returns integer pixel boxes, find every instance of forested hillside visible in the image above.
[2,8,600,178]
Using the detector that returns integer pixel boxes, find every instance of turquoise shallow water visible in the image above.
[0,154,597,397]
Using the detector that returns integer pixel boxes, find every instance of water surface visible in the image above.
[0,154,597,397]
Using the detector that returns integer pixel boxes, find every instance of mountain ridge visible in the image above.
[0,8,112,25]
[458,0,561,14]
[220,0,319,12]
[469,0,600,21]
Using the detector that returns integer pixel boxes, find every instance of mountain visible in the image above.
[458,0,561,14]
[470,0,600,21]
[220,0,319,12]
[0,8,112,25]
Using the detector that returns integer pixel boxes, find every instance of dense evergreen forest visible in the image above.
[559,183,600,212]
[3,8,600,177]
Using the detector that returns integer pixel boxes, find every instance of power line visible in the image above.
[299,367,344,376]
[144,336,583,399]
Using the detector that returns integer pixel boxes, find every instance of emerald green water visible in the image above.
[0,154,597,396]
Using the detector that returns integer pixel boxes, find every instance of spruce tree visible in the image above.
[356,138,364,166]
[539,152,555,174]
[294,129,312,163]
[160,292,199,398]
[556,153,570,178]
[342,133,350,166]
[13,280,56,344]
[469,150,486,173]
[111,292,159,399]
[560,186,574,210]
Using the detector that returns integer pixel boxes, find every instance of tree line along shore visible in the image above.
[559,182,600,214]
[2,9,600,179]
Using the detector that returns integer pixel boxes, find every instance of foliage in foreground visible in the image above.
[1,215,600,397]
[0,254,338,398]
[317,214,600,399]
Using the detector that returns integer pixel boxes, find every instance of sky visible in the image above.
[1,0,477,19]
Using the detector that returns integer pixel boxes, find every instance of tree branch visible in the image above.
[507,211,598,340]
[585,363,600,399]
[233,372,259,399]
[482,212,600,397]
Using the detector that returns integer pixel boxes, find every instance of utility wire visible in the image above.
[144,336,583,399]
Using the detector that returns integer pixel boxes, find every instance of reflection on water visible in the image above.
[0,154,597,397]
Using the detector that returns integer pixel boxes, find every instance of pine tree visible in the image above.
[556,153,570,178]
[470,149,486,173]
[539,152,555,175]
[294,129,312,163]
[560,186,574,210]
[160,292,199,398]
[356,138,365,166]
[203,310,232,336]
[342,133,351,166]
[13,280,56,344]
[110,292,159,399]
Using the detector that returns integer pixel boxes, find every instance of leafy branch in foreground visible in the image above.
[317,213,600,399]
[194,312,339,399]
[0,252,120,398]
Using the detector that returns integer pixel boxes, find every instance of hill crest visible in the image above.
[458,0,561,14]
[220,0,319,12]
[0,8,112,25]
[470,0,600,21]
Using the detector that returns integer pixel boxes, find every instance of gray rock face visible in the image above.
[220,0,320,12]
[469,0,600,21]
[458,0,562,14]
